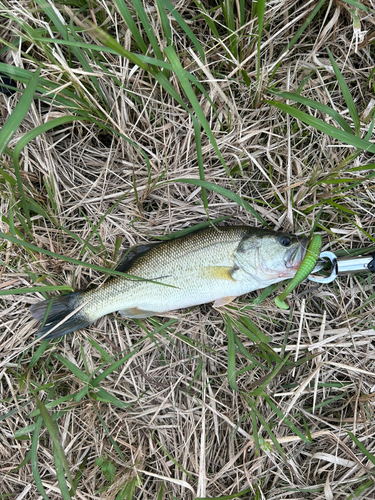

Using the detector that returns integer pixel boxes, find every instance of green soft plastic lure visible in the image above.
[275,234,322,309]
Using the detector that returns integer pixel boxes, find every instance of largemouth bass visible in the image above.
[30,226,309,340]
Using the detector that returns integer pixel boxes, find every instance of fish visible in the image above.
[30,226,309,340]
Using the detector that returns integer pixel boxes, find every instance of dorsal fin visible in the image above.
[115,242,160,273]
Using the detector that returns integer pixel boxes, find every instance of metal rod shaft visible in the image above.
[337,256,374,275]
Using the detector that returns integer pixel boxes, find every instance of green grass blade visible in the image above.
[91,28,215,130]
[157,482,164,500]
[86,337,113,362]
[27,341,50,370]
[233,335,267,369]
[186,358,203,394]
[12,115,77,229]
[92,28,198,125]
[243,283,282,310]
[54,450,74,499]
[152,215,232,240]
[7,206,15,236]
[250,406,260,456]
[347,431,375,467]
[53,354,90,383]
[239,0,245,26]
[249,354,290,397]
[8,450,32,474]
[54,354,131,409]
[0,285,73,296]
[0,67,40,158]
[230,318,265,345]
[69,27,108,103]
[164,45,230,177]
[153,434,195,479]
[78,192,130,259]
[15,416,64,440]
[0,67,40,228]
[0,62,86,109]
[153,69,190,111]
[238,316,271,344]
[79,210,107,259]
[131,0,163,60]
[156,0,172,46]
[114,0,148,53]
[270,90,354,135]
[91,349,139,386]
[252,405,287,461]
[0,231,176,285]
[34,0,68,40]
[88,397,126,462]
[196,488,252,500]
[27,40,165,68]
[32,36,123,56]
[193,117,208,213]
[28,395,76,418]
[364,115,375,138]
[87,27,152,73]
[268,0,327,82]
[35,395,74,497]
[90,389,132,409]
[31,416,50,500]
[265,396,310,444]
[162,0,205,60]
[71,457,87,495]
[341,0,373,13]
[269,100,375,153]
[255,0,266,83]
[347,480,375,500]
[116,476,139,499]
[222,0,236,58]
[43,174,57,212]
[225,315,238,391]
[0,164,16,185]
[327,48,360,136]
[325,200,356,215]
[35,0,105,102]
[191,0,220,38]
[169,178,267,225]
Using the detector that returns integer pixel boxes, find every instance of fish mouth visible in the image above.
[285,237,309,270]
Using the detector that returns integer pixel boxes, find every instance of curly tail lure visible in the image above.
[275,234,322,310]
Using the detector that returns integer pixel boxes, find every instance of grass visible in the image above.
[1,0,375,499]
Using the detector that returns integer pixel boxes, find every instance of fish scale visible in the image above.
[30,226,309,340]
[82,226,247,319]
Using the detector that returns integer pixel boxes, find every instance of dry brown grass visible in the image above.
[1,0,375,498]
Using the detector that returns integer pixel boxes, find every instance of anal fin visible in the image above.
[213,296,237,308]
[119,307,157,318]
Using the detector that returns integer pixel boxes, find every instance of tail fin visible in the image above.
[30,292,92,340]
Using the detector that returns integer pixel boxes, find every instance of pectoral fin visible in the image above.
[213,296,237,308]
[119,307,157,318]
[202,266,236,281]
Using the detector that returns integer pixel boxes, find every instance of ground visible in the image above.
[1,1,375,499]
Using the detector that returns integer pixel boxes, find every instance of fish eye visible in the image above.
[279,236,291,247]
